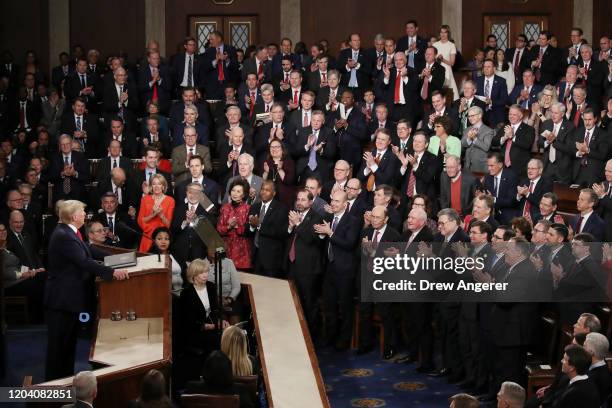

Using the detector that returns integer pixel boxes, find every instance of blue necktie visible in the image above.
[328,216,339,260]
[408,38,415,67]
[348,51,358,87]
[308,132,318,171]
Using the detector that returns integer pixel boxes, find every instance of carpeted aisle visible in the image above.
[317,348,460,407]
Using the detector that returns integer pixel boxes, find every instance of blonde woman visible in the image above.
[137,174,175,252]
[433,25,459,100]
[526,85,558,150]
[220,326,259,377]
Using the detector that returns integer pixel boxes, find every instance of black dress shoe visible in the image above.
[383,348,395,360]
[355,346,374,355]
[427,368,451,377]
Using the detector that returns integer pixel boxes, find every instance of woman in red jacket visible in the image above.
[217,178,252,270]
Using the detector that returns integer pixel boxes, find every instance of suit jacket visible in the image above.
[48,151,90,203]
[133,168,171,196]
[399,150,440,200]
[139,129,172,158]
[539,119,576,184]
[217,144,256,186]
[505,47,532,80]
[215,123,254,155]
[362,225,401,259]
[587,364,612,405]
[44,223,114,313]
[6,230,42,268]
[557,81,578,103]
[483,168,519,224]
[51,64,74,90]
[59,112,101,157]
[516,176,553,220]
[200,44,239,99]
[475,75,508,127]
[9,99,40,131]
[171,52,201,89]
[316,85,345,112]
[171,144,213,184]
[102,81,139,116]
[241,57,272,83]
[572,126,609,187]
[579,59,607,111]
[508,83,543,109]
[63,71,98,108]
[91,211,141,249]
[358,149,400,188]
[254,121,296,163]
[294,126,337,180]
[327,107,368,169]
[337,48,373,91]
[271,52,302,75]
[596,181,612,241]
[285,209,324,274]
[571,212,606,241]
[461,123,495,173]
[555,255,607,303]
[324,211,361,275]
[439,170,481,216]
[95,178,138,211]
[378,66,419,120]
[553,377,601,408]
[396,35,428,66]
[174,176,220,208]
[237,85,263,119]
[103,132,138,158]
[248,199,289,270]
[307,69,329,93]
[491,122,536,179]
[414,60,446,103]
[137,64,172,112]
[531,46,562,86]
[171,201,210,267]
[96,156,132,181]
[172,121,209,147]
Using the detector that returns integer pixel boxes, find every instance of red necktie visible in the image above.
[76,230,84,241]
[366,105,372,117]
[406,170,416,197]
[322,72,326,83]
[513,49,521,77]
[257,61,263,80]
[504,135,513,167]
[523,181,534,217]
[217,48,225,81]
[573,107,581,127]
[152,82,158,102]
[303,111,309,127]
[293,90,299,105]
[394,71,401,103]
[249,92,255,118]
[285,72,289,83]
[372,230,379,245]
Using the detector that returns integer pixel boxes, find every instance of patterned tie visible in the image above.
[523,181,535,217]
[217,48,225,81]
[348,51,358,87]
[80,74,85,88]
[249,91,256,118]
[76,116,82,131]
[113,159,118,169]
[420,66,429,100]
[293,90,299,105]
[108,216,114,234]
[63,156,71,194]
[187,55,193,86]
[303,111,309,127]
[504,129,513,167]
[367,153,381,191]
[308,132,318,171]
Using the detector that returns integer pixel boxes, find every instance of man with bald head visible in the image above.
[95,167,136,213]
[315,190,361,350]
[439,155,481,217]
[357,205,400,357]
[322,159,351,201]
[345,178,368,222]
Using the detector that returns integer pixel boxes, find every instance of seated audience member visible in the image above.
[105,116,138,158]
[63,371,97,408]
[185,351,254,408]
[553,344,601,408]
[510,216,532,240]
[496,381,525,408]
[92,192,140,249]
[137,174,175,252]
[364,184,402,232]
[208,256,242,324]
[98,139,131,181]
[173,105,209,147]
[428,116,461,169]
[171,125,213,185]
[533,192,562,223]
[409,194,439,234]
[583,332,612,404]
[169,86,210,133]
[179,259,228,357]
[260,138,296,208]
[461,105,494,174]
[86,221,108,246]
[128,369,173,408]
[224,153,263,205]
[141,101,170,144]
[217,178,252,270]
[220,325,259,377]
[447,393,479,408]
[149,226,183,292]
[593,159,612,241]
[140,114,171,158]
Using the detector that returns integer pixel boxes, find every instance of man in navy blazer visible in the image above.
[571,189,606,241]
[482,152,519,225]
[508,69,542,110]
[200,31,239,100]
[529,31,562,86]
[137,51,172,114]
[475,59,508,128]
[326,90,368,170]
[379,52,419,124]
[358,128,399,193]
[49,134,90,204]
[395,20,428,68]
[270,38,302,75]
[168,87,211,132]
[337,33,373,100]
[317,190,361,350]
[237,73,262,119]
[516,158,554,221]
[45,200,128,380]
[171,37,201,92]
[491,105,535,179]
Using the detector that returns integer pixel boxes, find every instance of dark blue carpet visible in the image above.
[317,348,461,407]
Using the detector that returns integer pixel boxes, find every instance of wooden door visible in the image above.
[189,15,258,53]
[483,15,549,50]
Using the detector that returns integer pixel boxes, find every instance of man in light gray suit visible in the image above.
[439,155,481,217]
[461,106,494,174]
[170,125,212,184]
[223,153,263,205]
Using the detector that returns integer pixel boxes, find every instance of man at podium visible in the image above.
[44,200,129,381]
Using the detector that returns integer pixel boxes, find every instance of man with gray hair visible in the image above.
[516,158,553,220]
[496,381,525,408]
[62,370,97,407]
[578,44,606,111]
[439,154,481,217]
[491,104,535,179]
[583,332,612,404]
[540,101,574,184]
[224,153,263,204]
[451,79,487,136]
[461,105,494,173]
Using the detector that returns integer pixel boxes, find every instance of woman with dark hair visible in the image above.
[511,216,533,241]
[260,138,295,208]
[428,116,461,169]
[217,178,252,269]
[495,49,515,93]
[186,351,254,408]
[149,227,183,292]
[129,369,173,408]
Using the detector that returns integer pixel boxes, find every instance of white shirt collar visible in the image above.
[374,224,387,238]
[569,374,589,385]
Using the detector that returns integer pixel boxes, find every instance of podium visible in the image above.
[35,247,172,407]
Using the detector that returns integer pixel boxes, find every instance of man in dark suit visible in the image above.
[252,102,294,163]
[9,87,40,132]
[172,37,201,92]
[415,46,446,105]
[530,31,562,86]
[491,105,535,179]
[91,192,140,249]
[583,332,612,406]
[63,58,97,110]
[174,154,219,207]
[337,33,373,100]
[218,127,256,188]
[422,91,456,136]
[137,50,172,114]
[327,90,368,170]
[396,20,428,68]
[287,90,317,135]
[357,205,401,357]
[482,152,519,225]
[168,87,211,132]
[45,200,128,380]
[505,34,532,84]
[508,69,542,110]
[540,102,576,184]
[533,192,561,224]
[102,67,138,131]
[104,116,138,158]
[366,103,396,142]
[237,73,263,120]
[516,158,553,221]
[51,52,73,92]
[294,110,337,184]
[594,160,612,241]
[439,155,481,217]
[307,55,331,92]
[572,109,608,187]
[315,70,345,114]
[200,31,239,100]
[140,115,171,158]
[241,45,272,83]
[171,182,214,269]
[571,189,606,241]
[379,52,419,125]
[247,181,289,278]
[552,344,601,407]
[215,105,254,155]
[134,146,172,197]
[59,97,101,158]
[95,167,137,214]
[577,44,607,112]
[286,189,324,337]
[271,37,302,75]
[358,128,400,194]
[398,131,439,207]
[97,139,131,182]
[317,190,361,350]
[7,210,42,268]
[557,65,580,104]
[49,134,90,204]
[475,59,508,127]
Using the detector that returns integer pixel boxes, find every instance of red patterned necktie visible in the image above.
[217,48,225,81]
[523,181,534,216]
